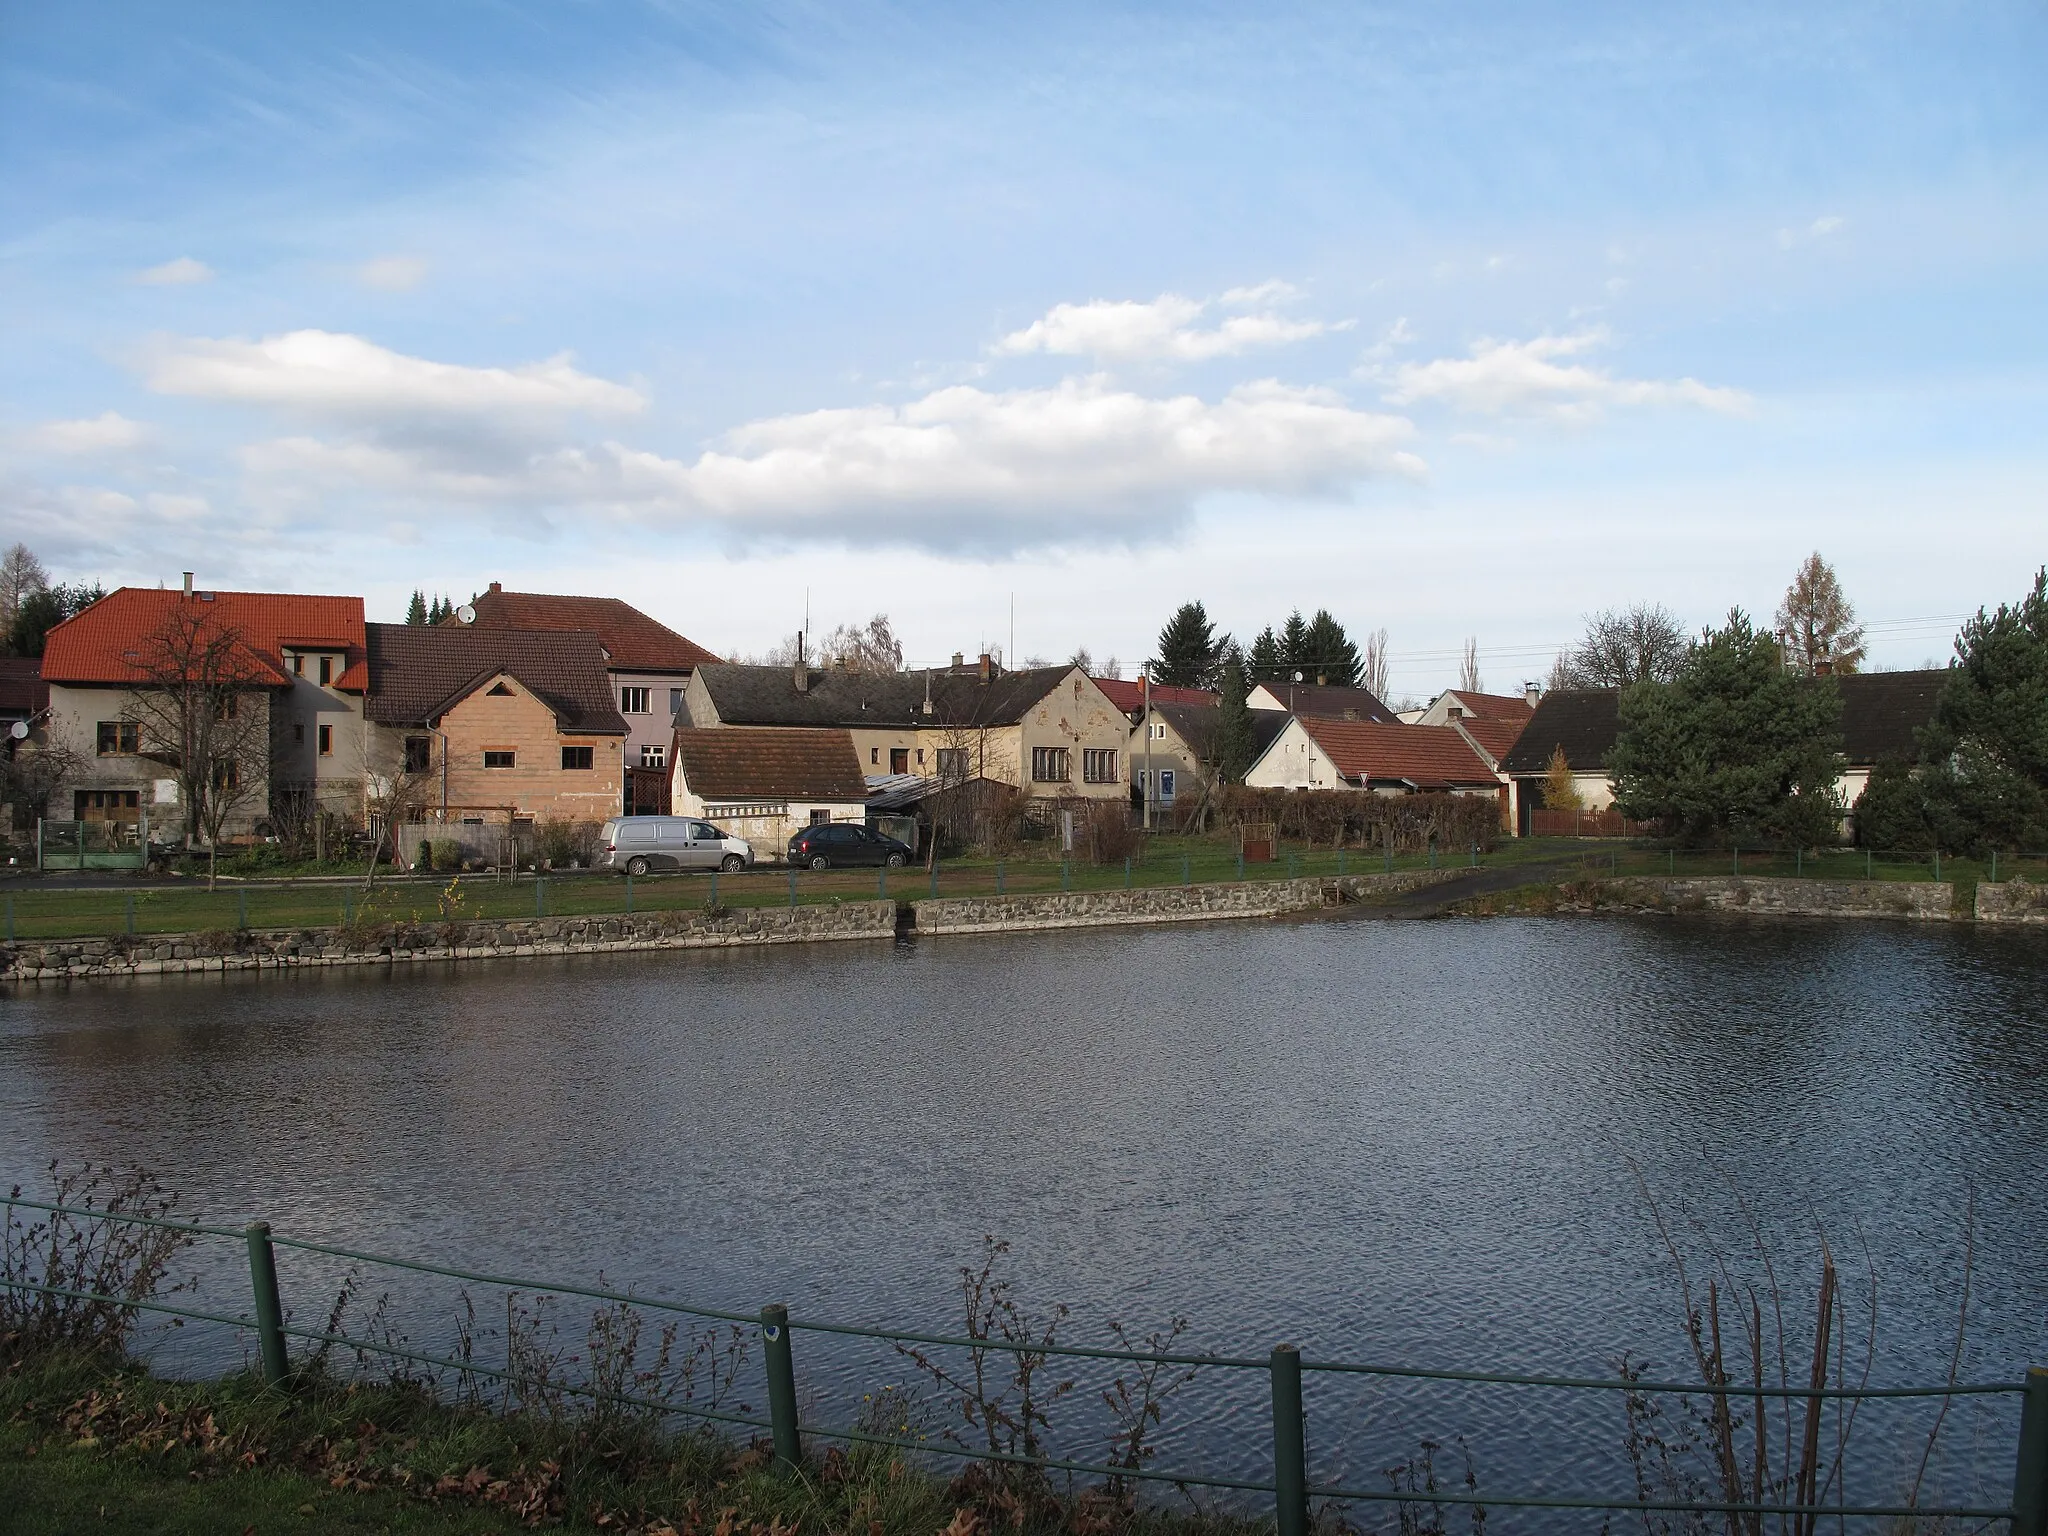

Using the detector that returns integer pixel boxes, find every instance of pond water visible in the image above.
[5,914,2046,1526]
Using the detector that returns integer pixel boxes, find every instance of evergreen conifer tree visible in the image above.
[406,590,429,626]
[1247,627,1284,683]
[1300,609,1361,687]
[1154,601,1220,688]
[1212,645,1255,783]
[1278,611,1311,674]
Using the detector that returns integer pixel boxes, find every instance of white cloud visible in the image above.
[23,412,152,455]
[358,256,429,291]
[136,257,213,286]
[239,374,1422,550]
[1384,332,1751,421]
[140,330,645,423]
[994,286,1341,364]
[1777,214,1845,249]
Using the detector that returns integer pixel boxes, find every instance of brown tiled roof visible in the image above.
[365,623,628,734]
[1500,689,1621,774]
[1298,718,1500,788]
[1151,702,1290,762]
[1455,715,1529,765]
[672,726,867,801]
[1093,677,1218,717]
[41,588,367,690]
[693,662,1082,729]
[465,586,720,671]
[0,656,46,716]
[1252,682,1398,723]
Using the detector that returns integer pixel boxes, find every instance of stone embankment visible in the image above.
[1590,875,1957,920]
[1,869,1467,981]
[913,868,1463,935]
[1976,876,2048,924]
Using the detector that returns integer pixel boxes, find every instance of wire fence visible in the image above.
[6,1197,2044,1533]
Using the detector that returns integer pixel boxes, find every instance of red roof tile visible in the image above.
[466,587,720,671]
[1454,715,1528,764]
[672,726,867,802]
[1298,718,1500,789]
[1092,677,1219,716]
[1445,689,1536,722]
[40,589,367,690]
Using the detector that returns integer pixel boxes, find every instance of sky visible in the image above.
[2,1,2044,699]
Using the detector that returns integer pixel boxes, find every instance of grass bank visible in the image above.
[2,1345,1242,1536]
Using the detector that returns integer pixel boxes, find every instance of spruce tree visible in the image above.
[406,590,429,626]
[1154,601,1220,688]
[1918,567,2048,853]
[1278,611,1311,674]
[1212,645,1256,783]
[1300,609,1361,687]
[1247,627,1284,683]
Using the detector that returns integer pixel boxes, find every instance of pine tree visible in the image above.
[1209,645,1254,783]
[406,590,429,626]
[1154,602,1220,688]
[1299,609,1361,687]
[1278,611,1311,674]
[1918,567,2048,853]
[1247,627,1284,683]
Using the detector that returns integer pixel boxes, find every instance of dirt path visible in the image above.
[1345,859,1577,919]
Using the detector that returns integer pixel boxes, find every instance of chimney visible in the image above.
[182,571,193,598]
[977,652,993,683]
[489,581,502,593]
[1814,657,1834,677]
[793,632,809,693]
[951,652,965,671]
[1525,682,1541,708]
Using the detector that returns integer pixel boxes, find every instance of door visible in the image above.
[653,819,698,870]
[844,825,884,865]
[889,747,909,774]
[684,820,725,870]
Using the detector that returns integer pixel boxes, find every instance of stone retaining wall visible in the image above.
[0,901,898,982]
[911,868,1463,936]
[1589,875,1954,920]
[1976,877,2048,924]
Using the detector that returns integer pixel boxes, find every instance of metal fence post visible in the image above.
[125,893,135,934]
[711,871,720,906]
[1934,848,1942,880]
[1384,847,1391,873]
[931,863,939,898]
[5,894,12,941]
[1287,852,1298,879]
[343,894,354,926]
[1993,850,2000,882]
[1061,859,1070,892]
[997,860,1005,895]
[760,1303,802,1472]
[1237,849,1245,881]
[2014,1367,2048,1536]
[1337,850,1346,876]
[535,876,546,917]
[787,868,797,907]
[878,867,886,899]
[1733,846,1740,875]
[1271,1344,1307,1536]
[1182,853,1190,886]
[1123,856,1131,889]
[246,1221,289,1387]
[237,888,248,929]
[1796,847,1802,877]
[1865,848,1872,880]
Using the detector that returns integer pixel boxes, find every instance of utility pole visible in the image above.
[1142,662,1154,832]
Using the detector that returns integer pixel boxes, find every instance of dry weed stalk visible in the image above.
[1,1163,195,1354]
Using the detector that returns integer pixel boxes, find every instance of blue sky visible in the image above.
[3,1,2044,696]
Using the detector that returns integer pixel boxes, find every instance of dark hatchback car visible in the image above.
[787,822,913,869]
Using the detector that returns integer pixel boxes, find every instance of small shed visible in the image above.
[671,726,869,859]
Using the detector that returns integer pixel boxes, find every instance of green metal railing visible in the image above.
[5,1197,2043,1531]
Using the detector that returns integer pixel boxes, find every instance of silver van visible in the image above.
[598,816,754,875]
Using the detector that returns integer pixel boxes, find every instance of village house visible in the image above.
[680,654,1131,802]
[669,726,869,855]
[1245,716,1507,819]
[363,623,627,843]
[1129,702,1289,813]
[1411,686,1540,729]
[1247,681,1398,721]
[38,582,368,838]
[461,583,722,814]
[1498,670,1952,837]
[1093,676,1218,723]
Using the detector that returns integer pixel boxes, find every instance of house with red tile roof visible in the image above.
[1091,675,1218,722]
[461,583,720,809]
[1413,686,1539,729]
[1244,716,1507,821]
[38,581,368,838]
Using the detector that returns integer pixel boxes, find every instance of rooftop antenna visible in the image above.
[1009,593,1015,670]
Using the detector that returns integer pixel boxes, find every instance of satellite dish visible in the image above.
[8,720,27,741]
[456,604,477,625]
[1292,670,1304,683]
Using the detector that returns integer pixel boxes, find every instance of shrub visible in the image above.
[1853,756,1934,849]
[1206,784,1503,852]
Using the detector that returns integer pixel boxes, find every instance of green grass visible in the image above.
[0,1348,1242,1536]
[5,837,2041,942]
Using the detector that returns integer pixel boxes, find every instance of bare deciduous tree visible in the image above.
[1554,603,1691,688]
[1,544,50,628]
[119,605,275,875]
[818,613,904,674]
[1776,552,1866,675]
[1458,636,1483,694]
[1,741,84,829]
[1361,627,1390,701]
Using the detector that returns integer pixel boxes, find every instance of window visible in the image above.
[214,693,238,720]
[483,750,516,769]
[212,760,241,791]
[670,687,684,715]
[74,789,141,822]
[936,747,968,782]
[404,736,433,773]
[640,744,665,768]
[1151,722,1168,739]
[889,748,909,774]
[1082,748,1118,783]
[317,724,332,756]
[1031,746,1070,782]
[291,653,304,676]
[810,808,831,825]
[318,655,333,686]
[916,748,925,765]
[870,746,880,765]
[621,686,650,714]
[562,745,594,770]
[1159,769,1176,803]
[96,721,139,755]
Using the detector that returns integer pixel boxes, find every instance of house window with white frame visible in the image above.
[1030,746,1070,782]
[1082,748,1118,783]
[620,686,651,714]
[640,743,665,768]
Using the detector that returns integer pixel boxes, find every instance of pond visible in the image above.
[5,913,2045,1525]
